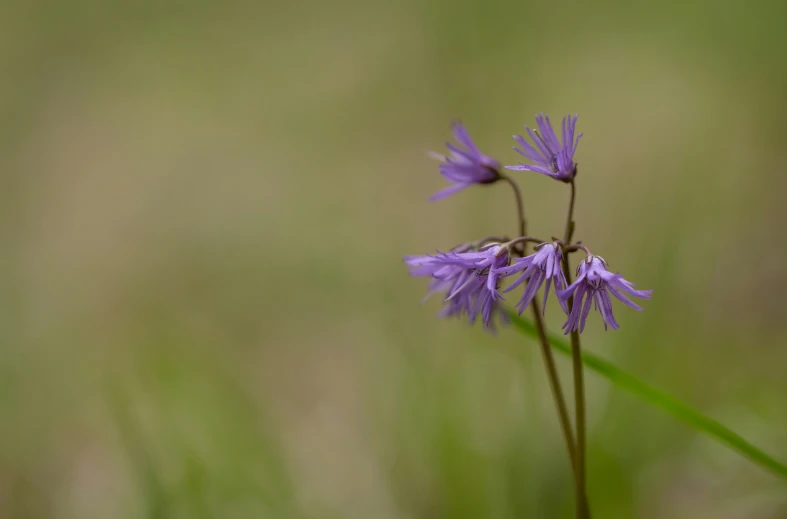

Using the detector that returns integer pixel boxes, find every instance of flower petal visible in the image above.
[512,135,546,163]
[517,270,545,312]
[607,284,645,311]
[557,272,586,302]
[562,283,586,333]
[451,122,481,157]
[429,183,471,201]
[542,277,552,314]
[579,289,594,333]
[595,288,620,330]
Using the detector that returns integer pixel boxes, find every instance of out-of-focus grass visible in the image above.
[0,0,786,518]
[508,311,787,480]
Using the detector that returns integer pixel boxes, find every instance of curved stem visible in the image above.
[475,236,509,247]
[529,297,578,468]
[564,180,576,243]
[562,243,592,256]
[506,236,546,249]
[501,175,526,238]
[503,176,580,503]
[563,257,588,519]
[562,180,589,519]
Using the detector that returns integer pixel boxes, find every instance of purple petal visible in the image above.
[517,164,559,177]
[517,270,545,313]
[537,114,561,152]
[503,270,531,294]
[562,283,586,333]
[445,142,478,163]
[403,254,433,267]
[512,135,546,163]
[579,289,594,333]
[451,122,481,156]
[429,183,471,201]
[557,273,586,302]
[545,250,556,279]
[557,296,569,315]
[561,116,570,154]
[606,274,653,299]
[606,284,645,311]
[597,288,620,330]
[542,277,552,315]
[496,257,533,277]
[504,261,539,293]
[526,126,553,161]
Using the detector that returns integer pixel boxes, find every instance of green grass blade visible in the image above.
[505,309,787,480]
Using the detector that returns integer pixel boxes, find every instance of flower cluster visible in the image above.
[404,245,509,329]
[404,116,652,334]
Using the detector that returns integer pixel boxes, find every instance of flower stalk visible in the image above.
[404,116,653,519]
[561,180,589,519]
[501,174,526,238]
[502,177,583,512]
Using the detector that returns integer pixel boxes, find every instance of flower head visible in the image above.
[429,122,501,201]
[557,255,653,333]
[497,242,568,315]
[404,245,509,329]
[506,113,581,182]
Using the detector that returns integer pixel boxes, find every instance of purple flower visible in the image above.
[497,242,568,315]
[557,255,653,333]
[404,245,509,328]
[429,122,501,201]
[506,113,582,182]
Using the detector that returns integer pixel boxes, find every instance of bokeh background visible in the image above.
[1,0,786,517]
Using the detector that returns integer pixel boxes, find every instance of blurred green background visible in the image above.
[1,0,786,517]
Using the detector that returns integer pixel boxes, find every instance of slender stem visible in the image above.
[562,180,589,519]
[469,236,509,250]
[564,180,576,243]
[562,256,588,519]
[562,243,592,256]
[506,236,547,249]
[573,334,587,519]
[502,176,580,501]
[501,175,526,237]
[529,297,578,468]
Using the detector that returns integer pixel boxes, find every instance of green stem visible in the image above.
[564,180,576,243]
[503,175,580,498]
[529,298,578,471]
[562,180,589,519]
[501,175,526,238]
[562,252,589,519]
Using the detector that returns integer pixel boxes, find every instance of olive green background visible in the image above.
[1,0,786,517]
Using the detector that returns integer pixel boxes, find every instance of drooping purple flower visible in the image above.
[557,255,653,334]
[496,242,568,315]
[404,245,509,328]
[429,122,501,201]
[506,113,582,182]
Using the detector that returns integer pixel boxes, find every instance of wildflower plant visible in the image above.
[404,114,653,518]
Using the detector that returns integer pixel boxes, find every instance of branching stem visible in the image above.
[562,180,590,519]
[502,176,580,503]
